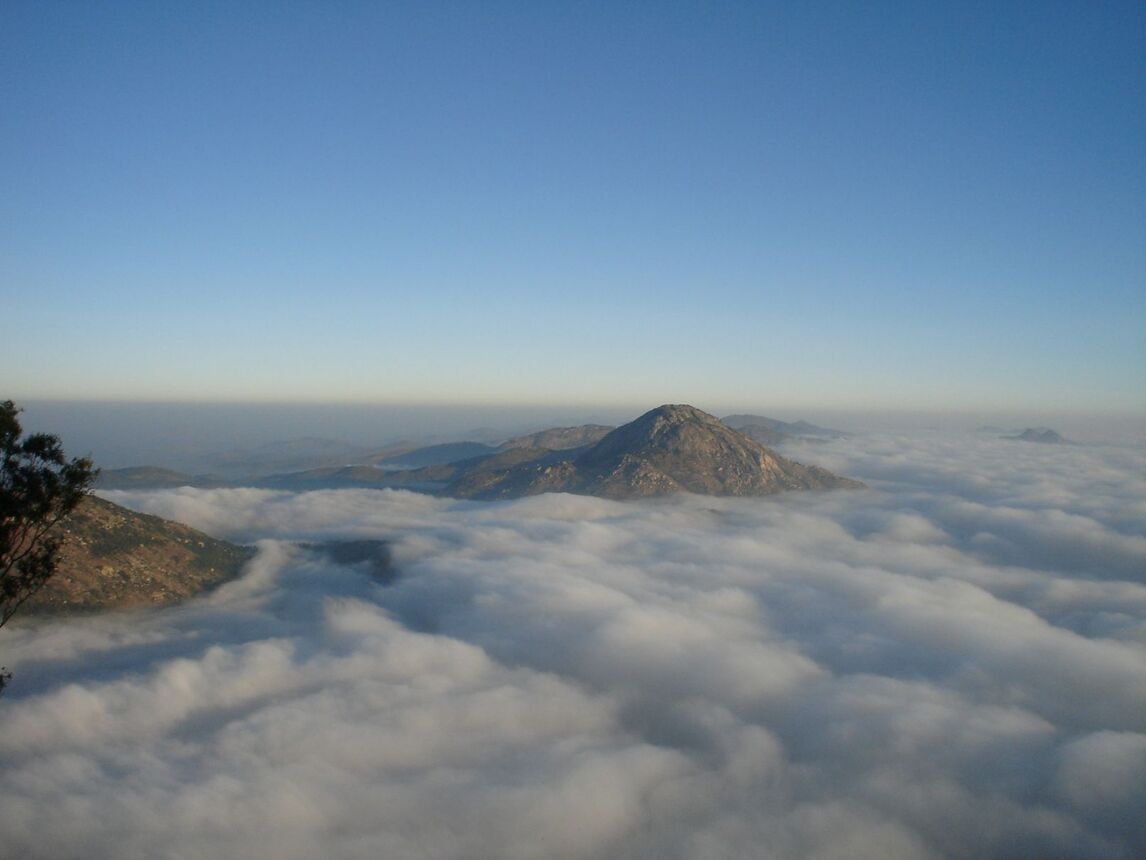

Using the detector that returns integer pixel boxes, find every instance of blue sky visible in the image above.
[2,1,1143,413]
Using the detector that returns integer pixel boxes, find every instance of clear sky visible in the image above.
[2,1,1143,414]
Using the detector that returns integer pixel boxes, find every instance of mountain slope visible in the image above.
[24,496,254,614]
[446,405,863,500]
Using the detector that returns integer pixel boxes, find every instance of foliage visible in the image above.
[1,400,97,692]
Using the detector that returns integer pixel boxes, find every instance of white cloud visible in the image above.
[2,431,1144,858]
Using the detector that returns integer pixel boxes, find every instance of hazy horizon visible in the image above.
[13,398,1146,474]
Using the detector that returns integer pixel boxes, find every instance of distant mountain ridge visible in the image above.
[200,437,372,478]
[257,446,564,493]
[721,414,846,445]
[97,466,228,490]
[95,407,862,500]
[368,441,501,469]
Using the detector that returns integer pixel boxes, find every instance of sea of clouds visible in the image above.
[1,431,1144,859]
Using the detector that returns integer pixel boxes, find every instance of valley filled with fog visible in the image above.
[2,431,1144,859]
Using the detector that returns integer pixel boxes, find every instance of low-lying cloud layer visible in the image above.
[2,432,1144,859]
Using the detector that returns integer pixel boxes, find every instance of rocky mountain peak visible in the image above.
[634,403,721,429]
[448,404,864,500]
[1017,428,1066,444]
[580,404,769,468]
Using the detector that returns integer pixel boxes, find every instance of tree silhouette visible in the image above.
[1,400,97,693]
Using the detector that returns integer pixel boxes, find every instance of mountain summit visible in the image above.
[1005,428,1072,445]
[447,404,863,500]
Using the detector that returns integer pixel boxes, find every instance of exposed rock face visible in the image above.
[447,405,863,500]
[24,496,254,614]
[498,424,615,451]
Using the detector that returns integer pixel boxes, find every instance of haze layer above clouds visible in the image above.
[2,433,1144,859]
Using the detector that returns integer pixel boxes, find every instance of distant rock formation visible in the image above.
[444,405,863,500]
[1004,428,1072,445]
[24,496,254,614]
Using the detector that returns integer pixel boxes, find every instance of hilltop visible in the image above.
[444,405,863,500]
[1004,428,1073,445]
